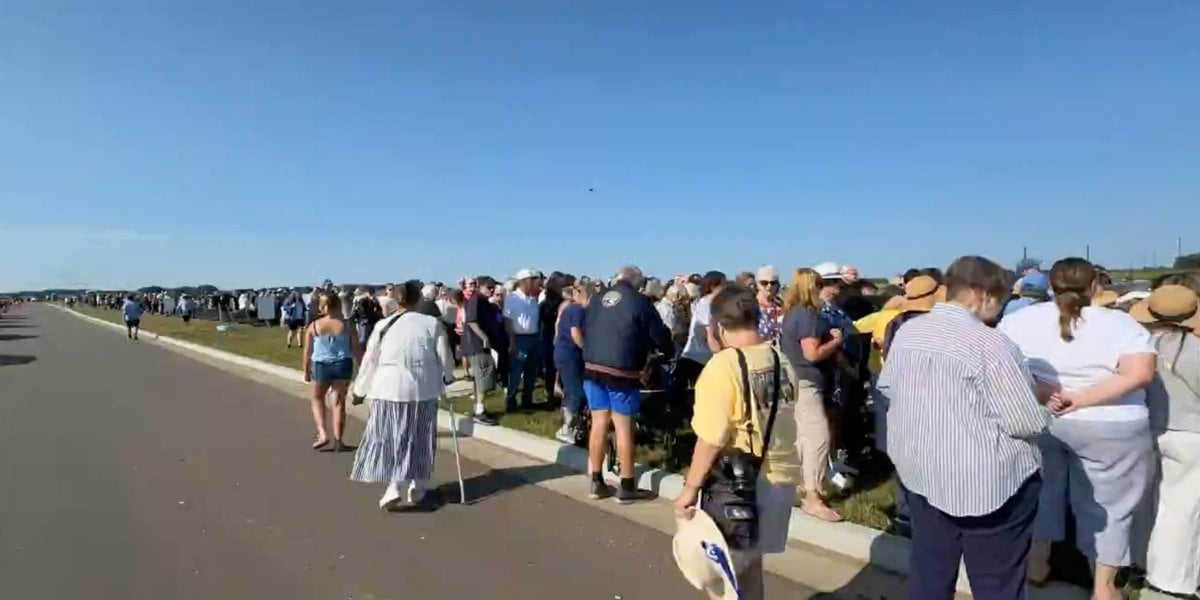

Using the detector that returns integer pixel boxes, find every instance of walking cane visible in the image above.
[446,395,467,504]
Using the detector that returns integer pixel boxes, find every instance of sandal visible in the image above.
[312,437,329,451]
[801,504,843,523]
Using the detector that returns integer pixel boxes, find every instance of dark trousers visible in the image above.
[506,334,541,410]
[554,351,585,415]
[668,357,705,418]
[908,475,1041,600]
[541,337,557,399]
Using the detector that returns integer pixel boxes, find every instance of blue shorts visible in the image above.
[313,358,354,383]
[584,380,641,416]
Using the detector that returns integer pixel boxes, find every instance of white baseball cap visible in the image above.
[755,265,779,282]
[812,262,843,280]
[514,269,537,281]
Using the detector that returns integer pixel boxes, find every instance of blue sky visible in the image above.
[2,1,1197,291]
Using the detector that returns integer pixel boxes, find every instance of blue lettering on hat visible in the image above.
[701,541,742,599]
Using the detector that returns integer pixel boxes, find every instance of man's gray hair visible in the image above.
[614,265,645,288]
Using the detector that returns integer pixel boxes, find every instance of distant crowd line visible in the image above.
[62,258,1200,600]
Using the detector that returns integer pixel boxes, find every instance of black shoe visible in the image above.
[473,412,500,426]
[615,486,654,505]
[588,480,615,500]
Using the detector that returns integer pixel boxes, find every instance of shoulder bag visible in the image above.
[350,311,412,405]
[700,347,782,550]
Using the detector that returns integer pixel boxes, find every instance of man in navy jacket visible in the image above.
[582,265,674,504]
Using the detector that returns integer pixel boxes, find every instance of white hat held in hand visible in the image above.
[672,510,741,600]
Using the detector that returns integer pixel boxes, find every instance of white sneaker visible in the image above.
[554,424,574,445]
[829,471,853,491]
[379,484,404,511]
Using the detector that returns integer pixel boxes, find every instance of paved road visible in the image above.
[0,307,819,600]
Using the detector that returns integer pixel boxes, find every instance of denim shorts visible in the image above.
[584,380,641,416]
[313,358,353,383]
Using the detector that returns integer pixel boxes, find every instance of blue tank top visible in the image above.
[311,323,352,363]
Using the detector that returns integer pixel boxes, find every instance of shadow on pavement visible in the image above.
[437,461,580,507]
[809,535,915,600]
[0,354,37,367]
[0,334,37,341]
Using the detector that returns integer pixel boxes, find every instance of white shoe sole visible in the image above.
[379,491,404,511]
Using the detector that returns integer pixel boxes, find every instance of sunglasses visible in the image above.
[758,280,780,286]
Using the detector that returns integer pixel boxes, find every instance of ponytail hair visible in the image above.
[1049,258,1096,342]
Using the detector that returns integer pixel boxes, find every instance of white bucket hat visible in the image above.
[672,510,741,600]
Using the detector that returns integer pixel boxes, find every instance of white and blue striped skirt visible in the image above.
[350,399,438,483]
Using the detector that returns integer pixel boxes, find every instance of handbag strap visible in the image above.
[733,348,783,459]
[376,310,410,343]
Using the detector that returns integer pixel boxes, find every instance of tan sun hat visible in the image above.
[900,275,939,313]
[1092,289,1120,308]
[1130,285,1200,333]
[672,511,741,600]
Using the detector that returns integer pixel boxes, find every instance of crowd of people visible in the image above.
[67,258,1199,600]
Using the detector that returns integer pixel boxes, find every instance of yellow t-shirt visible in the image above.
[691,343,801,486]
[854,309,900,375]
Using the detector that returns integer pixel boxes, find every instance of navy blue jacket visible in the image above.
[582,282,674,373]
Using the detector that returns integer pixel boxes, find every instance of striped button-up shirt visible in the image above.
[878,303,1049,517]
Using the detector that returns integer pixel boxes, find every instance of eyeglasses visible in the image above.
[758,280,779,287]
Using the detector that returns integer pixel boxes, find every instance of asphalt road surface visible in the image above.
[0,307,819,600]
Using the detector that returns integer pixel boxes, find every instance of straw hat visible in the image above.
[900,275,939,313]
[672,511,741,600]
[1092,289,1120,308]
[934,284,948,303]
[1130,285,1200,333]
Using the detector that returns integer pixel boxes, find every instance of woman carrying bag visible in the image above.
[349,280,456,511]
[673,285,800,600]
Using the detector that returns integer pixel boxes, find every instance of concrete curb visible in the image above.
[53,305,1085,599]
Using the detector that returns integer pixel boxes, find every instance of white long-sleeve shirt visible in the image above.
[352,311,454,403]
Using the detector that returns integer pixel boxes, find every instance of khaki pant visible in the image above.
[793,380,830,493]
[1139,430,1200,596]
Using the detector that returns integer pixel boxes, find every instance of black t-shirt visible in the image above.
[353,296,382,325]
[539,296,563,342]
[462,294,499,356]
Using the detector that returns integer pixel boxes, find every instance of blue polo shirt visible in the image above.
[122,299,143,321]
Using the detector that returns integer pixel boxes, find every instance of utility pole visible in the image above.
[1022,246,1028,260]
[1085,244,1090,261]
